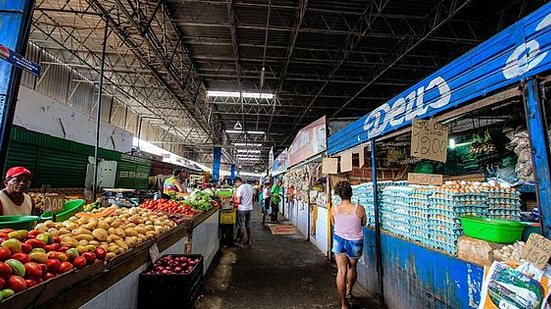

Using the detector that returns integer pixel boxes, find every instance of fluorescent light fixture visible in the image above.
[225,130,265,135]
[207,90,274,99]
[449,138,456,149]
[233,143,263,147]
[237,149,261,153]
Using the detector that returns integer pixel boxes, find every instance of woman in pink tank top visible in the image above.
[330,181,366,309]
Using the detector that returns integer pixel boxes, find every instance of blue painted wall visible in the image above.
[359,229,484,309]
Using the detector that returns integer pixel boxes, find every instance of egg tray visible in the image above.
[487,214,521,221]
[487,209,521,215]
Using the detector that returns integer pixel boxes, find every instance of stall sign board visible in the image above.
[521,234,551,270]
[149,243,160,263]
[43,194,65,213]
[407,173,443,186]
[410,119,448,163]
[357,146,365,168]
[0,44,41,76]
[322,158,338,174]
[340,151,353,173]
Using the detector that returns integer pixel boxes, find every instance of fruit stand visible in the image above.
[0,189,220,309]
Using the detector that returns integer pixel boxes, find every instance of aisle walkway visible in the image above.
[197,209,382,309]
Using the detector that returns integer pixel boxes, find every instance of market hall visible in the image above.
[0,0,551,308]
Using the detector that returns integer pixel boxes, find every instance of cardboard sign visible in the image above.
[42,194,65,213]
[340,151,353,173]
[407,173,443,185]
[411,119,449,163]
[322,157,338,174]
[149,243,160,263]
[357,146,365,168]
[521,234,551,270]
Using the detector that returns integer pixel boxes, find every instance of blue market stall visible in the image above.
[327,3,551,308]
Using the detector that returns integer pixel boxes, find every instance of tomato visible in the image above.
[25,279,36,288]
[28,230,41,237]
[45,259,60,274]
[58,262,73,273]
[95,248,106,260]
[0,248,10,262]
[11,253,30,264]
[82,252,96,264]
[20,243,32,254]
[72,256,86,269]
[0,263,12,278]
[25,239,45,249]
[0,277,4,289]
[43,272,54,281]
[39,263,47,275]
[7,276,26,292]
[24,262,42,279]
[44,243,60,252]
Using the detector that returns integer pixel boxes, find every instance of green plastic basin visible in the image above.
[460,216,525,244]
[41,199,85,222]
[0,216,39,230]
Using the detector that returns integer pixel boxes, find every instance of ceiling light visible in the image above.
[207,90,274,99]
[237,149,261,153]
[225,130,265,135]
[233,143,263,147]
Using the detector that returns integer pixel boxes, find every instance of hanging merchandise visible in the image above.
[505,126,534,182]
[469,130,497,156]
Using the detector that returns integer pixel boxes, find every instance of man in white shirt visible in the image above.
[235,177,254,246]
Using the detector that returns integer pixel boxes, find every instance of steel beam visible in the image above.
[332,0,474,117]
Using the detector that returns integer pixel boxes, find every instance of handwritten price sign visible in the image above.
[42,195,65,213]
[407,173,443,185]
[521,234,551,270]
[411,119,449,163]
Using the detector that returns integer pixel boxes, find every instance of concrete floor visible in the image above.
[196,210,382,309]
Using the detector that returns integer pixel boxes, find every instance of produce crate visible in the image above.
[138,254,204,309]
[220,209,236,224]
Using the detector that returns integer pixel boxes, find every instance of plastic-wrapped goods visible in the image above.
[506,127,534,182]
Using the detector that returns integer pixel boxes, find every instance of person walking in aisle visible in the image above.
[261,182,271,226]
[270,180,282,223]
[234,177,254,247]
[330,181,366,309]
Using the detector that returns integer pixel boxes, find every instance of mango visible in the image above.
[29,252,48,263]
[7,230,28,241]
[5,259,25,276]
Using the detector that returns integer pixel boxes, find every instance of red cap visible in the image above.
[5,166,32,179]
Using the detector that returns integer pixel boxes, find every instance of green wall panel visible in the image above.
[36,148,87,188]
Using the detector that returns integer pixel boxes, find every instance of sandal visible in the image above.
[346,292,352,299]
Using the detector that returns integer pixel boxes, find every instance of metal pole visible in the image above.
[371,139,385,305]
[0,1,35,170]
[523,78,551,238]
[93,20,109,198]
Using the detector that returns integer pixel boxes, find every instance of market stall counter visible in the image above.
[0,206,219,309]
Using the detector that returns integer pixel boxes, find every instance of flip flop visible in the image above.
[346,292,352,299]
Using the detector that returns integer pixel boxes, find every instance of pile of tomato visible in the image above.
[140,199,199,216]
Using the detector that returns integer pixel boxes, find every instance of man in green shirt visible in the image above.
[270,180,282,222]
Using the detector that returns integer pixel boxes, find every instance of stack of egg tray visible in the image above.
[409,186,434,245]
[429,190,487,254]
[380,186,413,239]
[483,188,521,221]
[352,183,375,226]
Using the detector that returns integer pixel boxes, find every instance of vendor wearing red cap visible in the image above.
[0,167,35,216]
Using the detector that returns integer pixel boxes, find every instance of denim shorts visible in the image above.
[332,234,363,259]
[237,210,251,229]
